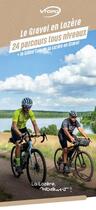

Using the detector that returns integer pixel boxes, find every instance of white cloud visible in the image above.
[1,95,96,110]
[51,45,96,85]
[56,96,96,106]
[0,97,15,109]
[1,44,96,94]
[0,74,56,94]
[65,45,96,77]
[33,96,96,111]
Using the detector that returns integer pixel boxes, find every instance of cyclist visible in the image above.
[58,111,89,174]
[11,97,40,173]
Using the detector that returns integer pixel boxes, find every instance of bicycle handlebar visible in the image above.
[73,137,91,147]
[31,133,48,143]
[20,132,48,144]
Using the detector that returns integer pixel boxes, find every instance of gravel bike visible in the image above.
[54,137,94,182]
[9,132,47,188]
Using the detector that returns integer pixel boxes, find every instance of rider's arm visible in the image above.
[11,110,22,137]
[31,120,40,136]
[11,121,22,137]
[63,127,75,142]
[29,110,40,136]
[77,127,89,139]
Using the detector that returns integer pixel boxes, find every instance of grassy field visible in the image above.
[0,132,60,156]
[0,132,96,162]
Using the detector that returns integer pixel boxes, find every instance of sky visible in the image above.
[0,30,96,111]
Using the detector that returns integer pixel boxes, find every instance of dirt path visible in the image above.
[0,157,96,203]
[0,133,96,202]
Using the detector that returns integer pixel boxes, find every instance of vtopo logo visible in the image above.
[40,6,61,18]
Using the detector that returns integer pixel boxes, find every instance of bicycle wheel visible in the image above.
[26,148,47,188]
[54,148,63,173]
[75,151,94,181]
[11,146,21,178]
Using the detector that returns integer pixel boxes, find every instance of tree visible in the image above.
[40,124,58,135]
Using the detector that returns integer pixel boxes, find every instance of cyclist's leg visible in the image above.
[14,127,29,154]
[11,129,21,165]
[58,130,70,173]
[58,129,67,159]
[23,127,30,135]
[11,128,28,173]
[15,141,21,167]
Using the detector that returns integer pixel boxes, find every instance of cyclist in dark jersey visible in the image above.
[58,111,89,173]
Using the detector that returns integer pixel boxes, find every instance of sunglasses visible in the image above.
[23,106,31,110]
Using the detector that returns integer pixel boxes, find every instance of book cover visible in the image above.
[0,0,96,206]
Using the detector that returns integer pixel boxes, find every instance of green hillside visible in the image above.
[81,107,96,133]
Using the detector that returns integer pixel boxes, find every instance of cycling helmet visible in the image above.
[69,111,77,118]
[22,97,33,109]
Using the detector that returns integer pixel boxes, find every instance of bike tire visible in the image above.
[11,146,21,178]
[75,150,94,181]
[26,148,47,188]
[54,148,63,173]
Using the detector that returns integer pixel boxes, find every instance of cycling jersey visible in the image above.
[12,108,36,129]
[61,118,80,134]
[58,118,80,148]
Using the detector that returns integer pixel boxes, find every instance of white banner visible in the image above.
[9,26,88,53]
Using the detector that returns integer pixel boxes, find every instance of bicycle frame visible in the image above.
[20,133,47,168]
[68,145,80,163]
[68,145,88,170]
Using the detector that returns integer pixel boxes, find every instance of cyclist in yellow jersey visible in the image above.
[11,97,40,173]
